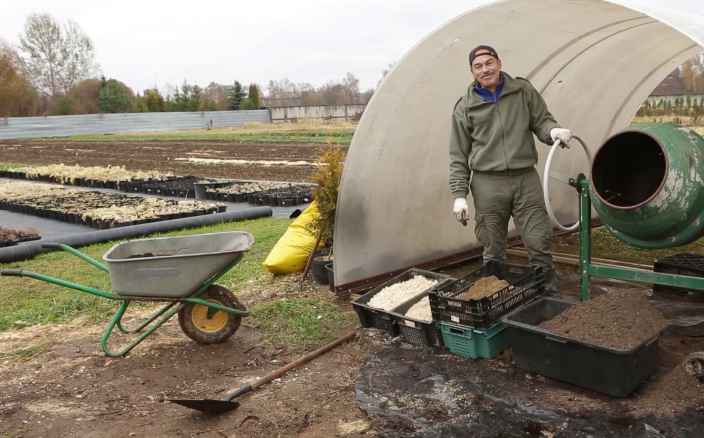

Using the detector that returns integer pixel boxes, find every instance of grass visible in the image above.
[0,217,290,332]
[62,121,356,145]
[251,298,356,348]
[590,228,704,265]
[555,227,704,265]
[0,163,21,171]
[631,115,702,125]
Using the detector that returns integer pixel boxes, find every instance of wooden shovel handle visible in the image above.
[224,330,357,401]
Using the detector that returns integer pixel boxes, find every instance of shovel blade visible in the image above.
[169,398,240,414]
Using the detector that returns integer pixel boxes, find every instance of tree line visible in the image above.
[1,13,374,117]
[638,95,704,120]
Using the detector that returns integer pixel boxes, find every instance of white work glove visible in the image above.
[550,128,572,148]
[452,197,469,225]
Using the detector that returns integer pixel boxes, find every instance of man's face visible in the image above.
[470,54,502,90]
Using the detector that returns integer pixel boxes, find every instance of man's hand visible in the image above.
[550,128,572,148]
[453,198,469,225]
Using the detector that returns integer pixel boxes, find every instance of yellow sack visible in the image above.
[263,201,320,274]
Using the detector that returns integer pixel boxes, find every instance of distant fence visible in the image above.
[269,104,366,122]
[0,110,271,140]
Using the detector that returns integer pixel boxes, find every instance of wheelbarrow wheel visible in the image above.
[178,285,245,344]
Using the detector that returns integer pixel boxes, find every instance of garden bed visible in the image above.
[0,164,313,206]
[0,181,224,229]
[0,164,171,190]
[206,181,315,206]
[122,176,220,198]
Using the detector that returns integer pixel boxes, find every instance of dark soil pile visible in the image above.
[540,290,668,351]
[0,227,41,247]
[457,275,509,301]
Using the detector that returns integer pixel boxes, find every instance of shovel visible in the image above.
[170,330,357,414]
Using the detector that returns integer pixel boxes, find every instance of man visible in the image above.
[448,45,572,293]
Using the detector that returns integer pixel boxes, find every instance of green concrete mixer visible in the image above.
[591,123,704,250]
[544,123,704,301]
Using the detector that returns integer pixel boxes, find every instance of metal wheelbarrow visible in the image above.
[0,231,255,357]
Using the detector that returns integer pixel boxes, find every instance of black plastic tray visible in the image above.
[391,292,443,349]
[654,252,704,295]
[352,268,453,336]
[501,297,659,397]
[429,263,544,328]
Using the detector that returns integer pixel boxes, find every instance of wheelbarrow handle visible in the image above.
[41,242,109,273]
[0,269,25,277]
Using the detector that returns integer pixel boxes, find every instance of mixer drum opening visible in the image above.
[591,131,667,209]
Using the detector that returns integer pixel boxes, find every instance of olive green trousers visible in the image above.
[469,168,557,289]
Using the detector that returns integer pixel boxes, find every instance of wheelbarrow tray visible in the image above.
[103,231,254,297]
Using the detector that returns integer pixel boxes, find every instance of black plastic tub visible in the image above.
[501,297,659,397]
[311,254,331,285]
[391,292,444,349]
[352,268,453,336]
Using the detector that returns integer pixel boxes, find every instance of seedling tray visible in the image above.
[429,263,544,328]
[501,297,659,397]
[352,268,453,336]
[654,252,704,295]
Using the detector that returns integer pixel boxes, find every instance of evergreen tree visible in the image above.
[98,76,135,113]
[247,83,261,108]
[227,81,246,110]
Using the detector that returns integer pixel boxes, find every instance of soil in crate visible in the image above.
[539,290,668,351]
[456,275,509,301]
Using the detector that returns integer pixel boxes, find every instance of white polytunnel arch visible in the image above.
[333,0,704,292]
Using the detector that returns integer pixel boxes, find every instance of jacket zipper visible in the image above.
[495,99,508,170]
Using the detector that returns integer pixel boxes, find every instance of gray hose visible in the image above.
[0,207,272,263]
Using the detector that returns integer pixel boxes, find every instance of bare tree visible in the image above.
[58,20,98,95]
[19,13,98,96]
[203,82,228,110]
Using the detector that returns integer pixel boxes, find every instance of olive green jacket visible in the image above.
[448,73,560,198]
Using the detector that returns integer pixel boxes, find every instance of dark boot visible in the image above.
[544,268,560,295]
[482,259,505,277]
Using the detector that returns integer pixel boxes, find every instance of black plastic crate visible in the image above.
[391,292,443,349]
[501,297,659,397]
[352,268,453,336]
[653,253,704,295]
[429,263,544,328]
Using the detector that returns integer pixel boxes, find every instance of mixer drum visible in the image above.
[590,123,704,249]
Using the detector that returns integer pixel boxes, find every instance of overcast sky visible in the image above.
[0,0,492,95]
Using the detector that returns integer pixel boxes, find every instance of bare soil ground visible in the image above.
[0,276,378,438]
[2,235,704,437]
[0,140,331,182]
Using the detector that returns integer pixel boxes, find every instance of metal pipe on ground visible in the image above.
[505,248,653,271]
[0,207,272,263]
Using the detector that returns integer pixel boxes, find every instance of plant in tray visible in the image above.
[19,163,171,184]
[0,180,224,229]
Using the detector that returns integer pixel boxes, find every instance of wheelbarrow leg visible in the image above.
[116,301,179,334]
[100,301,183,357]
